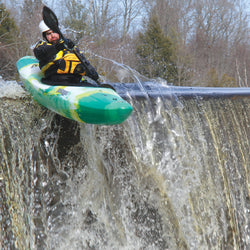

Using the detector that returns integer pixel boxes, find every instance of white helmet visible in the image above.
[39,20,50,35]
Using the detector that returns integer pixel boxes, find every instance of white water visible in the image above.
[0,76,249,249]
[0,76,26,99]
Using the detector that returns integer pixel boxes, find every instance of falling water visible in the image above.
[0,78,249,249]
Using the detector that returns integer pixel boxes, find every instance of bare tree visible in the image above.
[144,0,249,86]
[20,0,43,42]
[120,0,144,41]
[189,0,249,86]
[85,0,116,41]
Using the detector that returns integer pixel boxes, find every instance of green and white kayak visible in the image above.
[16,56,133,125]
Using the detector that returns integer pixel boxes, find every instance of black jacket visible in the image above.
[33,40,99,81]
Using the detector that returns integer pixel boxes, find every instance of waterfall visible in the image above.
[0,80,249,249]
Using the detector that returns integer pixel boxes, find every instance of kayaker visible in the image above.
[34,20,99,85]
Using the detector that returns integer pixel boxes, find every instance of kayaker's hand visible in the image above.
[64,39,75,50]
[55,40,65,51]
[55,39,75,51]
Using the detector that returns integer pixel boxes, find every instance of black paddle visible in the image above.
[42,6,115,91]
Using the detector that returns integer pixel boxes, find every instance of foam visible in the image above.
[0,76,27,99]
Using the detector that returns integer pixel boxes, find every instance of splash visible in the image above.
[0,76,27,99]
[0,75,249,249]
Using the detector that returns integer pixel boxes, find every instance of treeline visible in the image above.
[0,0,249,87]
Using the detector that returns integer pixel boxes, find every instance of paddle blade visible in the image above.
[42,6,61,35]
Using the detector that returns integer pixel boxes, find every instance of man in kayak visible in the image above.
[34,20,99,85]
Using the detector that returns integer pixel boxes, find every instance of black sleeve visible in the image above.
[34,41,67,69]
[84,60,99,81]
[77,51,99,80]
[33,41,58,62]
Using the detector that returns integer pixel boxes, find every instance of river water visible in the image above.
[0,78,249,249]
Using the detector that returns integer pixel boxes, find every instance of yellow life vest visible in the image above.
[41,50,85,76]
